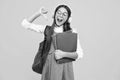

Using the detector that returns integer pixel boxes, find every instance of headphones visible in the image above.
[68,17,72,23]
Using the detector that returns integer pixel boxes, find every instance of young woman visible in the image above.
[21,4,83,80]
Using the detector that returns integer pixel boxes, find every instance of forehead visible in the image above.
[57,7,67,13]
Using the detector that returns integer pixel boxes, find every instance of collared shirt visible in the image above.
[21,19,84,61]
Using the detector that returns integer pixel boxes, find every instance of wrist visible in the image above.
[28,12,41,23]
[34,12,41,17]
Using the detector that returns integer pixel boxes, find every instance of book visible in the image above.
[54,30,77,63]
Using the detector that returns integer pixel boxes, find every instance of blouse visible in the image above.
[21,19,83,61]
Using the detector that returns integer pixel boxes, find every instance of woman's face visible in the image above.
[55,7,68,26]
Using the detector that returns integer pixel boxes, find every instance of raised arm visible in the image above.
[21,7,48,33]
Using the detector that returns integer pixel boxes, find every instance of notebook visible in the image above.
[54,30,77,63]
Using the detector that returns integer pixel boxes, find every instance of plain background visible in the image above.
[0,0,120,80]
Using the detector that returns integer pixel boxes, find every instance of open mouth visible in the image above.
[57,17,64,23]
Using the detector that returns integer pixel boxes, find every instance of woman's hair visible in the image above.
[52,4,72,32]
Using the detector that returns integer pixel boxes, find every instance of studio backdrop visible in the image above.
[0,0,120,80]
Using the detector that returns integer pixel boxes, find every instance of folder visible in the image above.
[54,30,77,64]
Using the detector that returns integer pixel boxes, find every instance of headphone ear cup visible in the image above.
[68,17,72,23]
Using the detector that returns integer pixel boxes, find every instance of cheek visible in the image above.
[54,16,58,23]
[55,15,59,21]
[55,14,59,18]
[63,16,68,22]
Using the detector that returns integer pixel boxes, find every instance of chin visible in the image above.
[55,23,62,27]
[56,22,65,27]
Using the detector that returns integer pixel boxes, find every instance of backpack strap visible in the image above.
[44,25,53,37]
[42,25,53,54]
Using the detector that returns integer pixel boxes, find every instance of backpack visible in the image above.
[32,26,53,74]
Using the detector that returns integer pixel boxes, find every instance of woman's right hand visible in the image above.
[38,7,48,20]
[39,7,48,15]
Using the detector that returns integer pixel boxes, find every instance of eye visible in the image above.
[63,12,68,16]
[56,10,68,17]
[57,10,62,15]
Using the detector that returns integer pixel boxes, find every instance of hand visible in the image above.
[54,50,65,60]
[38,7,48,19]
[39,7,48,15]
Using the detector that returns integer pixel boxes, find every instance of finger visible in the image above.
[42,9,48,13]
[41,8,48,14]
[39,6,45,13]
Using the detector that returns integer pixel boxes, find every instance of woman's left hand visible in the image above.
[54,49,65,60]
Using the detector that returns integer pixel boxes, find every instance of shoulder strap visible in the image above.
[44,25,53,38]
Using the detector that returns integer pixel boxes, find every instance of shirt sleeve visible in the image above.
[21,19,46,33]
[72,28,84,61]
[76,35,84,61]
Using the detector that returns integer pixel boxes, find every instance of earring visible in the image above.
[68,17,72,23]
